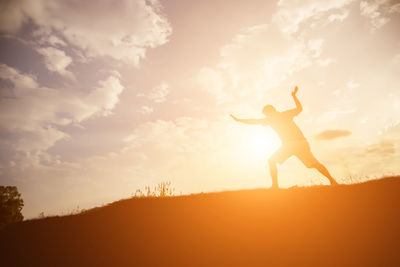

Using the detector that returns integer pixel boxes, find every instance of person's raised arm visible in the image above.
[285,86,303,117]
[230,114,266,125]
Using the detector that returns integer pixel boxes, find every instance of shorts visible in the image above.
[269,140,319,168]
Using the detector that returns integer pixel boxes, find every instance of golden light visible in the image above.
[238,126,281,161]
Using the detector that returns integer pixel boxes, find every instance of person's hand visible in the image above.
[230,114,239,121]
[292,86,298,97]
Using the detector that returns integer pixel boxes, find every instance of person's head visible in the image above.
[262,104,276,116]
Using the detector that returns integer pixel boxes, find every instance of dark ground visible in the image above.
[1,177,400,266]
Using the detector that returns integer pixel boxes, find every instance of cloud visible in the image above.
[390,3,400,13]
[0,64,123,157]
[273,0,354,34]
[331,123,400,178]
[120,117,241,173]
[315,129,352,140]
[382,122,400,139]
[137,82,169,103]
[86,74,124,116]
[317,107,357,122]
[196,23,326,104]
[346,80,360,89]
[36,47,75,80]
[359,0,400,32]
[0,0,27,33]
[197,67,229,104]
[317,58,336,66]
[365,140,395,155]
[137,105,154,114]
[0,0,172,66]
[148,82,169,103]
[136,82,169,114]
[218,24,309,90]
[0,0,174,216]
[308,39,324,58]
[328,9,350,22]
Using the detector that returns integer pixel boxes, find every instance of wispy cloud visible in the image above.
[315,129,352,140]
[36,47,75,80]
[273,0,354,34]
[360,0,400,32]
[137,105,154,114]
[137,82,169,103]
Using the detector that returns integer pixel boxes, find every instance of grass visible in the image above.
[1,176,400,266]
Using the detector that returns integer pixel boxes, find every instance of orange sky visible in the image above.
[0,0,399,218]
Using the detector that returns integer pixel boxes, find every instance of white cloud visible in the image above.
[137,105,154,114]
[86,74,124,116]
[122,118,215,157]
[138,82,169,103]
[36,47,75,80]
[273,0,355,34]
[308,39,324,58]
[196,23,323,103]
[0,0,172,66]
[360,0,394,32]
[31,28,67,47]
[136,82,169,114]
[46,35,66,46]
[0,64,124,156]
[197,67,229,104]
[328,9,350,22]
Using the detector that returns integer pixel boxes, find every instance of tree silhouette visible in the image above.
[0,186,24,228]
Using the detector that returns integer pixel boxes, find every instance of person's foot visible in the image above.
[270,184,279,189]
[330,179,339,186]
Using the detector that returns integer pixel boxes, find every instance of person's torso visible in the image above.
[265,112,306,144]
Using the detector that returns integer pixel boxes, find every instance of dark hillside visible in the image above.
[1,177,400,266]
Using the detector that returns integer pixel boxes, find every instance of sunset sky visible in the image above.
[1,0,399,218]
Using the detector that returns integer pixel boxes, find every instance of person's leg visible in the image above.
[268,159,278,189]
[313,162,338,185]
[297,142,338,186]
[268,146,290,189]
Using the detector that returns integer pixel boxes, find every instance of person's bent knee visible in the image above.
[308,161,322,169]
[305,160,320,169]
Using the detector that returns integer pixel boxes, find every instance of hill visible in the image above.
[1,177,400,266]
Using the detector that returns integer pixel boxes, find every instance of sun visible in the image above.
[238,126,281,160]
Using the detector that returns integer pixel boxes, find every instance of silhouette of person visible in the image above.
[230,86,338,188]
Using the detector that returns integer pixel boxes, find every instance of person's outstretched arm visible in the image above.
[230,114,266,125]
[285,86,303,117]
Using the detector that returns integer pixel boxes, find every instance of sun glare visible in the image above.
[239,127,281,160]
